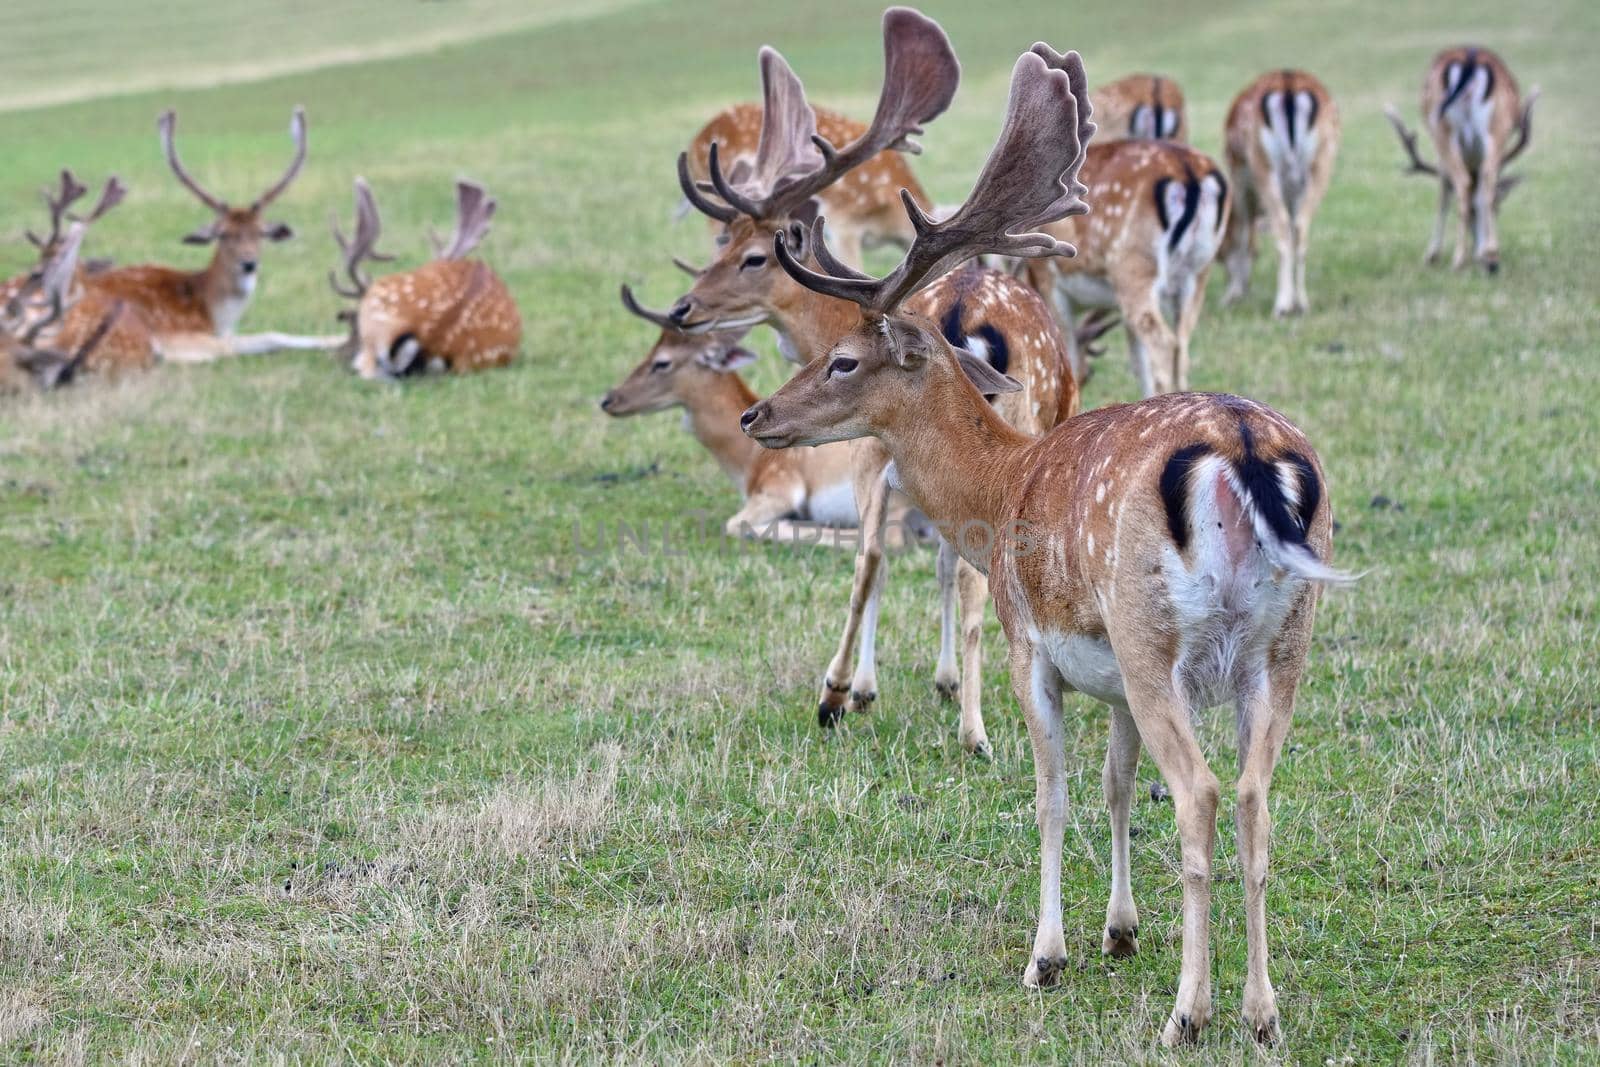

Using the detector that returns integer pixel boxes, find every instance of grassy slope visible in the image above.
[2,0,1598,1060]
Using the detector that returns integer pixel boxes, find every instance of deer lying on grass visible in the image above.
[685,101,932,265]
[641,7,1075,755]
[84,108,341,362]
[740,43,1351,1046]
[2,171,156,382]
[1385,46,1538,273]
[330,178,522,380]
[1022,138,1229,393]
[1,218,122,393]
[1089,73,1186,142]
[1220,69,1340,316]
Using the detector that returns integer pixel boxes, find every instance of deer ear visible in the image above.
[697,345,758,374]
[955,347,1023,394]
[264,221,294,242]
[181,223,220,245]
[879,317,937,369]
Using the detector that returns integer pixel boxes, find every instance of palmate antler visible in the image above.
[329,178,393,300]
[774,45,1094,318]
[25,171,125,251]
[432,180,498,261]
[678,6,960,225]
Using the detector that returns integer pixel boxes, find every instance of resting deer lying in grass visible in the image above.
[84,107,341,362]
[1385,46,1538,273]
[1,218,122,393]
[2,171,156,382]
[685,101,933,265]
[1089,73,1186,142]
[1022,138,1229,393]
[330,178,522,380]
[740,43,1351,1046]
[638,7,1074,755]
[1220,69,1340,316]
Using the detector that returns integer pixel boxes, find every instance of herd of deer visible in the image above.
[0,8,1540,1048]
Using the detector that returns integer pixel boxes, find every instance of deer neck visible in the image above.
[682,370,762,488]
[873,369,1036,572]
[198,252,254,335]
[767,291,865,365]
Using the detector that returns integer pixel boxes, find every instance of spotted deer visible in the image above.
[330,178,522,379]
[684,101,931,265]
[639,8,1075,756]
[1089,73,1186,142]
[1023,139,1229,393]
[1,217,122,393]
[2,171,157,381]
[83,108,341,362]
[739,42,1351,1046]
[1220,70,1340,316]
[1385,46,1538,273]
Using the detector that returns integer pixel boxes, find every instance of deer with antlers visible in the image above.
[1,215,124,393]
[1219,70,1341,316]
[79,107,340,362]
[684,101,932,266]
[640,7,1076,756]
[739,43,1351,1046]
[1022,138,1230,393]
[1089,72,1187,142]
[330,178,521,379]
[1385,46,1538,273]
[2,171,156,383]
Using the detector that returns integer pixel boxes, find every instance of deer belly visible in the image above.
[1059,273,1117,309]
[1040,631,1126,704]
[801,479,859,527]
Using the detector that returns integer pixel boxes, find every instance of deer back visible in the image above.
[360,258,522,372]
[1422,46,1523,145]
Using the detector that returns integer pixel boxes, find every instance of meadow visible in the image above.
[1,0,1598,1061]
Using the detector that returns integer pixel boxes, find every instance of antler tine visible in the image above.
[671,257,706,278]
[84,176,128,223]
[329,178,392,300]
[158,110,228,212]
[437,179,497,261]
[758,6,960,219]
[620,283,684,331]
[775,47,1092,316]
[677,150,738,224]
[27,169,90,248]
[1383,105,1439,177]
[253,106,309,209]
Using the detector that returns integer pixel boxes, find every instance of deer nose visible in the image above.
[669,299,693,325]
[599,391,617,413]
[739,403,766,433]
[240,259,258,275]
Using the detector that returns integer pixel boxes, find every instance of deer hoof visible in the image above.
[847,688,877,713]
[1102,925,1139,957]
[1023,954,1068,989]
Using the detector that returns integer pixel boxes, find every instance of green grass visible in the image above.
[2,0,1598,1061]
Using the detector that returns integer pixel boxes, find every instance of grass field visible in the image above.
[2,0,1598,1061]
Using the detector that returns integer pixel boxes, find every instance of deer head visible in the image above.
[636,7,959,339]
[740,45,1093,448]
[601,284,755,415]
[2,213,122,390]
[159,106,308,293]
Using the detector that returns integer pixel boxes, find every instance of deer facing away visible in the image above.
[1089,72,1187,142]
[330,178,522,380]
[739,42,1351,1046]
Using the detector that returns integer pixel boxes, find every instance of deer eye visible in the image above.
[651,358,672,372]
[741,253,768,270]
[828,357,859,378]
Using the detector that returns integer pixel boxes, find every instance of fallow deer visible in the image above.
[685,101,932,266]
[1385,46,1537,273]
[1089,73,1186,142]
[1023,138,1230,393]
[1220,69,1340,316]
[84,108,341,361]
[1,219,122,393]
[2,171,157,381]
[330,178,522,380]
[646,7,1076,756]
[740,42,1351,1046]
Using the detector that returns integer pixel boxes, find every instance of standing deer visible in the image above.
[1,219,122,393]
[1220,69,1341,316]
[1385,46,1538,273]
[1023,139,1230,393]
[639,8,1075,756]
[84,107,341,361]
[1089,73,1187,142]
[330,178,522,379]
[2,171,156,381]
[685,101,932,265]
[740,43,1351,1046]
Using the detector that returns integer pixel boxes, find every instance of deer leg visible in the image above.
[1172,270,1210,392]
[1473,142,1503,273]
[1255,170,1297,318]
[723,491,799,541]
[1221,169,1256,306]
[934,540,960,701]
[1015,642,1071,988]
[1423,178,1452,265]
[1122,294,1178,397]
[955,557,991,758]
[225,331,346,356]
[1102,701,1142,957]
[817,457,892,726]
[1439,144,1475,271]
